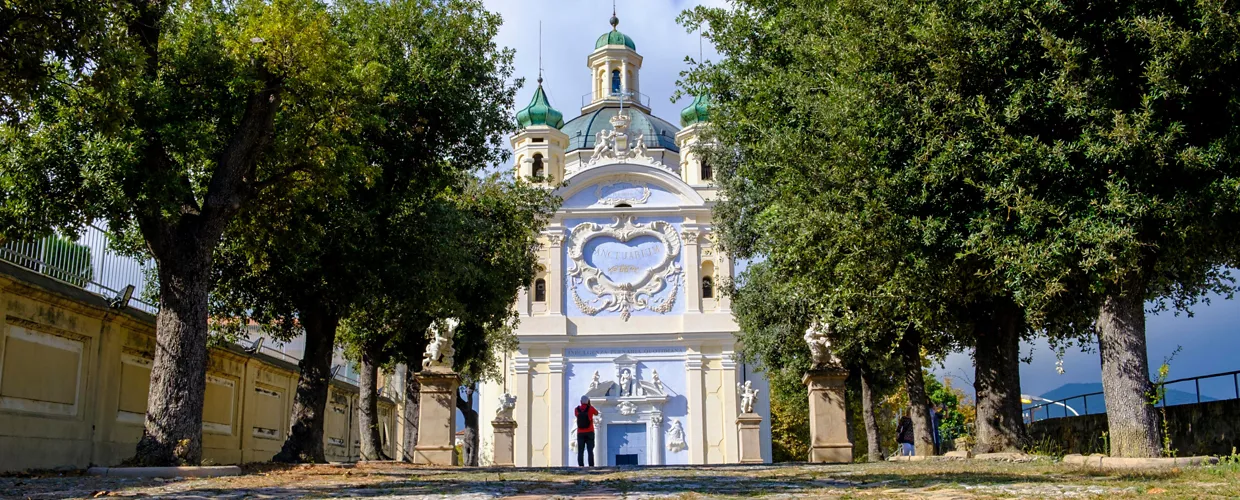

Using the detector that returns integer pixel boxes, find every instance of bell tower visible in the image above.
[584,14,649,114]
[676,93,712,185]
[512,77,568,185]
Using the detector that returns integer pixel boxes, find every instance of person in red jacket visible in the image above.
[574,395,600,466]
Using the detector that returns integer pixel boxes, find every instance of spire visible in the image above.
[537,21,543,85]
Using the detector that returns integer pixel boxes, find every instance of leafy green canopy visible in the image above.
[211,0,526,347]
[1,0,361,248]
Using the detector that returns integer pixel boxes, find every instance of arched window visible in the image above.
[611,69,621,94]
[532,154,545,177]
[702,276,715,299]
[534,278,547,302]
[701,160,713,181]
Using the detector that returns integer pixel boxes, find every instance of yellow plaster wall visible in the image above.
[0,268,395,472]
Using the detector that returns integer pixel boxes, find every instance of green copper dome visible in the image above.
[516,84,564,129]
[679,93,711,127]
[595,15,636,50]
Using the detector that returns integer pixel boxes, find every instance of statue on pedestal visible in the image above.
[422,328,455,370]
[804,323,840,369]
[737,380,760,414]
[495,392,517,422]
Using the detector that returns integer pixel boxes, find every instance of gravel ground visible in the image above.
[2,459,1237,499]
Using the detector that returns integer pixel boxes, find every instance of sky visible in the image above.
[483,0,725,139]
[482,0,1240,404]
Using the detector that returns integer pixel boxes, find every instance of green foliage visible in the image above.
[925,375,971,443]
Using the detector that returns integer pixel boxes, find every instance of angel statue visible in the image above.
[589,370,601,390]
[591,130,613,162]
[495,392,517,422]
[737,380,760,414]
[422,327,455,370]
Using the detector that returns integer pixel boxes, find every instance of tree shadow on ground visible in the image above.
[2,462,1183,499]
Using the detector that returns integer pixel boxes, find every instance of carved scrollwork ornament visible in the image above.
[567,216,683,321]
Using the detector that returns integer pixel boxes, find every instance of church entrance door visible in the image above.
[607,423,647,466]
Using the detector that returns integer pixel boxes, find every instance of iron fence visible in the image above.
[0,224,158,313]
[1025,369,1240,423]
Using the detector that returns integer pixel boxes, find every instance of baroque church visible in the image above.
[478,14,773,466]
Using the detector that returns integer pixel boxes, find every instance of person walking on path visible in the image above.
[896,410,915,456]
[575,395,600,467]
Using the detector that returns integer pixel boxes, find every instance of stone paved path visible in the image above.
[1,460,1236,499]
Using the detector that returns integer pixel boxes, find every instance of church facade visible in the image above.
[478,15,772,467]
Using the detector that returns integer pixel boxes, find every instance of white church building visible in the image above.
[478,14,773,467]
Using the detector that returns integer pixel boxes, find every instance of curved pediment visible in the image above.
[558,163,705,209]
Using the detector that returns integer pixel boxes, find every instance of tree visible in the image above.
[210,0,519,463]
[960,0,1240,458]
[1,0,362,465]
[339,175,557,459]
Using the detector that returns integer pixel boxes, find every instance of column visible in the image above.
[547,350,566,466]
[546,231,565,315]
[685,349,706,463]
[721,354,740,463]
[512,353,532,466]
[683,228,701,313]
[649,411,665,465]
[803,369,853,463]
[593,414,607,466]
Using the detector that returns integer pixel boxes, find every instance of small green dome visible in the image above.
[595,16,635,50]
[679,93,711,127]
[516,84,564,129]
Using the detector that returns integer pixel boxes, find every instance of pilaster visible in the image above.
[684,350,706,463]
[721,354,740,463]
[546,231,565,316]
[511,353,532,466]
[649,411,665,465]
[682,228,702,313]
[547,350,566,466]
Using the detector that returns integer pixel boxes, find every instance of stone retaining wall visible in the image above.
[1028,398,1240,456]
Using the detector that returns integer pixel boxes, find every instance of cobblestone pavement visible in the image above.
[2,460,1238,499]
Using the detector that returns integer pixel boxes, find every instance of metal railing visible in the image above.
[581,90,651,109]
[1025,369,1240,423]
[0,224,158,313]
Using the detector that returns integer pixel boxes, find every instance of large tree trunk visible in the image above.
[973,298,1029,453]
[400,369,421,461]
[132,255,212,466]
[1097,276,1160,457]
[898,327,935,456]
[457,386,479,466]
[358,342,390,461]
[273,306,340,463]
[859,364,885,462]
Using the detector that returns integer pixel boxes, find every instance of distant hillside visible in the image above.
[1028,382,1214,414]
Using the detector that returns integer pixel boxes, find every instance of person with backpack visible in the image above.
[896,409,915,456]
[574,395,600,467]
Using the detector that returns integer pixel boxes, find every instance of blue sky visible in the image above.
[483,1,1240,402]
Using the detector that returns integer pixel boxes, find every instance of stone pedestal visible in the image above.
[413,367,461,465]
[803,369,853,463]
[491,419,517,467]
[736,412,764,464]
